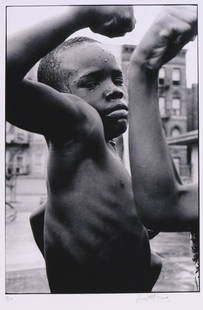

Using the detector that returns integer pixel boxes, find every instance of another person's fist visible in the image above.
[87,6,135,37]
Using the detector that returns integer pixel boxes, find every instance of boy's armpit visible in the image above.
[6,79,102,141]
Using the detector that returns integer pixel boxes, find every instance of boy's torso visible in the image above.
[44,128,151,292]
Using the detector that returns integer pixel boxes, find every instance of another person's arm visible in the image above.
[128,6,198,232]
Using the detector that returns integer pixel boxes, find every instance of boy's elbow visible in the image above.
[137,204,163,231]
[135,193,164,230]
[136,189,179,231]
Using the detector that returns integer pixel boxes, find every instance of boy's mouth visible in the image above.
[104,103,128,120]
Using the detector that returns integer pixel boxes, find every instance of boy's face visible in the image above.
[62,42,128,139]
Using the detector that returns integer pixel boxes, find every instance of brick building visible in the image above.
[187,83,198,131]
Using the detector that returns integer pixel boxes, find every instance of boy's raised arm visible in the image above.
[128,6,198,232]
[7,8,87,83]
[6,6,135,135]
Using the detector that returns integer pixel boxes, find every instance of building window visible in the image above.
[158,68,165,85]
[172,68,181,85]
[13,153,27,174]
[34,150,43,174]
[159,97,166,116]
[172,98,181,116]
[15,155,23,174]
[173,157,181,174]
[171,126,181,137]
[15,129,28,143]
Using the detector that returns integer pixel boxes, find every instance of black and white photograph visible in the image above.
[1,0,201,308]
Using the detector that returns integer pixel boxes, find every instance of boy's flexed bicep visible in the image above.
[6,6,136,139]
[6,79,99,139]
[128,6,198,232]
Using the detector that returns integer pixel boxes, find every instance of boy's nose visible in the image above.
[105,89,123,101]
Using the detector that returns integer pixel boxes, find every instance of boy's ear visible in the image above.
[62,85,71,94]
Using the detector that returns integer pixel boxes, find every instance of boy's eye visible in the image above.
[86,81,97,89]
[112,72,124,86]
[113,77,124,86]
[78,80,98,89]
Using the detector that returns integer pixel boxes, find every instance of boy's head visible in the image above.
[38,37,98,92]
[38,37,128,139]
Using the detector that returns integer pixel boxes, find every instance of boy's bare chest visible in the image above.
[48,140,132,197]
[45,142,148,270]
[47,141,139,240]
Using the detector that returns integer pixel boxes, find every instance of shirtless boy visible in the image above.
[7,6,160,293]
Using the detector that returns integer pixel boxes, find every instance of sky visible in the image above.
[7,5,198,87]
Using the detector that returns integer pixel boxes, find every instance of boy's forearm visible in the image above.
[129,59,198,231]
[7,5,135,83]
[128,60,176,201]
[128,60,195,231]
[7,7,89,82]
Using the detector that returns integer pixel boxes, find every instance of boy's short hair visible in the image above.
[38,37,99,92]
